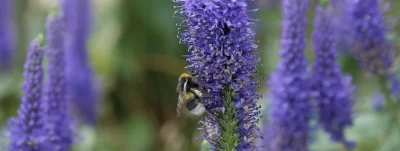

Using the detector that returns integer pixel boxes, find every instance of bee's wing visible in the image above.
[177,93,185,117]
[176,77,182,93]
[177,78,188,117]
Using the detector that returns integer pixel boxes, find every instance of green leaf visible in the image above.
[73,126,97,151]
[201,140,212,151]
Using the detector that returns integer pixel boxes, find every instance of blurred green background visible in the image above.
[0,0,400,151]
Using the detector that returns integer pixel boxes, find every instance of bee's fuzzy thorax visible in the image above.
[180,73,192,78]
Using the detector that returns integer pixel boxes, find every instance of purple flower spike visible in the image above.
[312,6,356,149]
[351,0,393,75]
[44,12,75,151]
[174,0,262,150]
[331,0,355,54]
[63,0,98,125]
[264,0,311,150]
[7,35,50,151]
[0,0,16,70]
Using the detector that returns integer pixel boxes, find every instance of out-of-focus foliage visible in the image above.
[0,0,399,151]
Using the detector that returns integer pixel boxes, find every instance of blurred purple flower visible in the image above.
[331,0,355,54]
[351,0,393,75]
[62,0,98,125]
[391,78,400,97]
[6,36,50,151]
[372,93,385,111]
[0,0,16,70]
[43,12,75,151]
[387,72,400,97]
[263,0,311,150]
[311,6,356,149]
[174,0,262,150]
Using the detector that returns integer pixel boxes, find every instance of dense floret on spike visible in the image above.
[263,0,311,150]
[174,0,262,150]
[312,6,356,149]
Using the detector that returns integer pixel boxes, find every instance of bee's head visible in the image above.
[179,73,193,84]
[177,73,192,93]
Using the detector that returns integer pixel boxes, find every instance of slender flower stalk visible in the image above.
[264,0,311,150]
[6,35,49,151]
[311,6,356,149]
[62,0,98,125]
[44,12,74,151]
[174,0,262,150]
[0,0,16,70]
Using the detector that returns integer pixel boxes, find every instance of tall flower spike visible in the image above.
[7,35,49,151]
[331,0,355,54]
[44,12,75,151]
[351,0,393,75]
[63,0,98,125]
[174,0,262,150]
[0,0,16,70]
[264,0,311,150]
[312,6,356,149]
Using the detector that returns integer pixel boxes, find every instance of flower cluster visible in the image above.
[331,0,355,54]
[174,0,262,150]
[0,0,16,70]
[63,0,98,125]
[6,4,95,149]
[43,12,75,151]
[264,0,311,150]
[351,0,393,75]
[7,36,50,151]
[311,6,356,149]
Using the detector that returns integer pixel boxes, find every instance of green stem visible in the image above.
[201,140,211,151]
[218,88,240,151]
[377,75,400,129]
[319,0,330,8]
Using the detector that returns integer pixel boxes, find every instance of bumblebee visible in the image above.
[176,73,207,116]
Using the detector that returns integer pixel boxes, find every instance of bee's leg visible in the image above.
[183,79,188,95]
[190,88,209,98]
